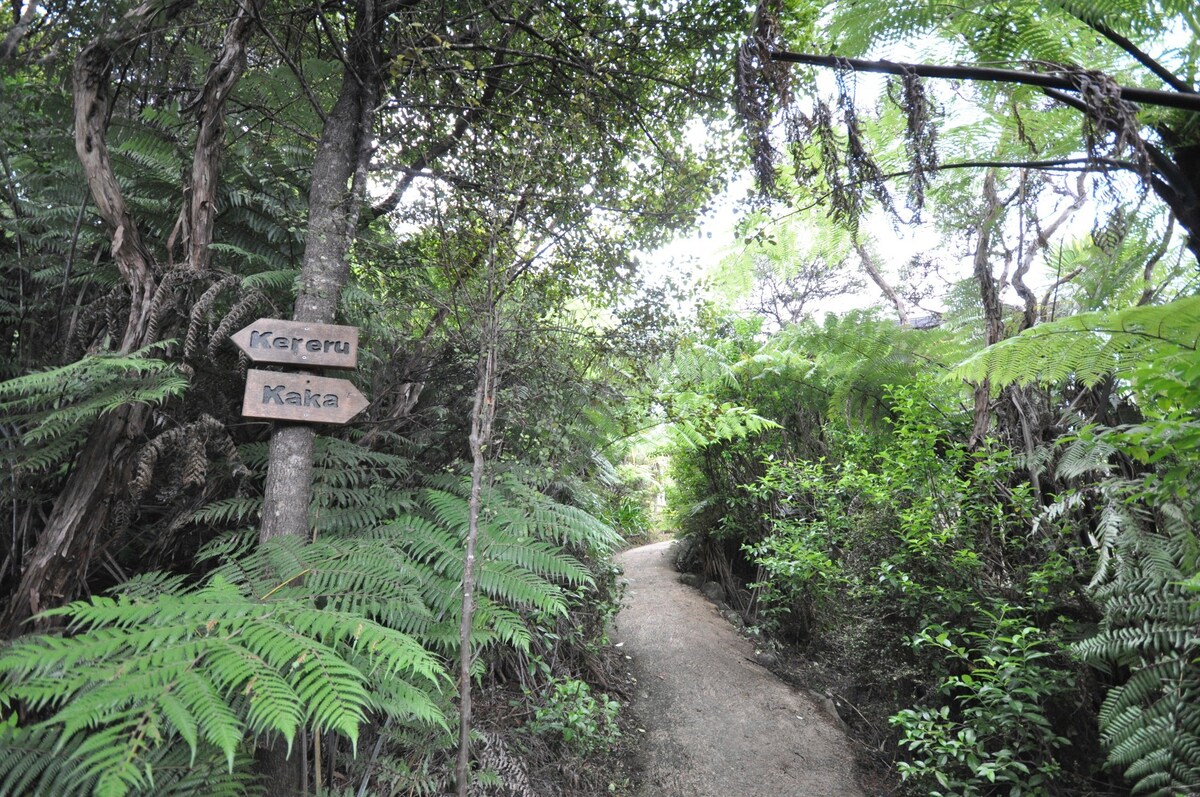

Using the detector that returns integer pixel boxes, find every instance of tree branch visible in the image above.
[1086,20,1196,93]
[769,51,1200,113]
[73,1,195,350]
[970,169,1006,446]
[187,0,258,272]
[0,0,37,63]
[1014,172,1086,329]
[854,239,908,325]
[1139,215,1175,306]
[367,12,526,222]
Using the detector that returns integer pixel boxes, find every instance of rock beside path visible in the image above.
[614,541,865,797]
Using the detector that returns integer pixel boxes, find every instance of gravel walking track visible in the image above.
[613,541,865,797]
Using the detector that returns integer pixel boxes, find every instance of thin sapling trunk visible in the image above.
[456,306,500,796]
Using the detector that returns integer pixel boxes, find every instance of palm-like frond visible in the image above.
[954,296,1200,389]
[1068,493,1200,794]
[0,343,189,474]
[0,569,447,797]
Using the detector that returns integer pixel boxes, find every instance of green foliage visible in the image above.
[1074,579,1200,795]
[953,296,1200,390]
[662,309,1111,790]
[666,392,780,450]
[0,436,623,795]
[766,313,966,425]
[742,459,845,636]
[1065,490,1200,795]
[197,465,615,658]
[527,677,621,755]
[0,344,189,474]
[739,379,1039,632]
[0,723,260,797]
[891,611,1072,797]
[963,291,1200,793]
[0,1,748,794]
[0,561,447,797]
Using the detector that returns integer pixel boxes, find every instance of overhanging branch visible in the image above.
[769,51,1200,114]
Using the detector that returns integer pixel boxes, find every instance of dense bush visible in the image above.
[664,303,1200,794]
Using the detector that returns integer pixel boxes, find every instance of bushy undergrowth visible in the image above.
[665,307,1200,795]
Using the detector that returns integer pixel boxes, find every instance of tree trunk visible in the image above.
[970,169,1006,446]
[3,1,225,633]
[258,0,381,544]
[253,2,382,792]
[456,309,500,796]
[187,1,255,272]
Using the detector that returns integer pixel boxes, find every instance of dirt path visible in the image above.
[613,541,865,797]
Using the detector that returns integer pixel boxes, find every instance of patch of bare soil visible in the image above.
[613,541,866,797]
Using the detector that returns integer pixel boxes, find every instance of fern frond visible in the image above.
[0,566,448,796]
[1071,499,1200,794]
[954,296,1200,389]
[1056,435,1117,480]
[0,343,189,474]
[666,391,781,450]
[0,719,260,797]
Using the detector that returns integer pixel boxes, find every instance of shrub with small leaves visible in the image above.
[527,677,620,754]
[890,609,1072,797]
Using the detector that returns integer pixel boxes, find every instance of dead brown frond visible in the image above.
[130,414,242,503]
[183,273,241,362]
[1061,65,1152,180]
[206,287,267,361]
[888,70,940,216]
[469,730,536,797]
[735,0,790,196]
[837,67,895,226]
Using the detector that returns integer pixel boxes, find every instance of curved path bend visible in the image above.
[614,541,865,797]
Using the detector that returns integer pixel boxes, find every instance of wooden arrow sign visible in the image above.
[242,369,368,425]
[231,319,358,369]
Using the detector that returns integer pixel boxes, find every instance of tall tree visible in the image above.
[3,0,258,629]
[258,0,382,545]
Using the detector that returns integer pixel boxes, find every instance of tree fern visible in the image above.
[485,473,623,554]
[190,441,617,659]
[0,562,448,797]
[954,295,1200,390]
[0,343,189,474]
[770,312,963,424]
[1038,401,1200,792]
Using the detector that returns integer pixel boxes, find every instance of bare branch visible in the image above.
[0,0,37,63]
[970,169,1006,446]
[769,51,1200,113]
[1086,20,1196,93]
[854,240,909,325]
[1139,215,1175,306]
[1014,172,1087,329]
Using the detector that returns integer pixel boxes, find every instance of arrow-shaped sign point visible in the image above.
[242,370,369,425]
[231,318,359,369]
